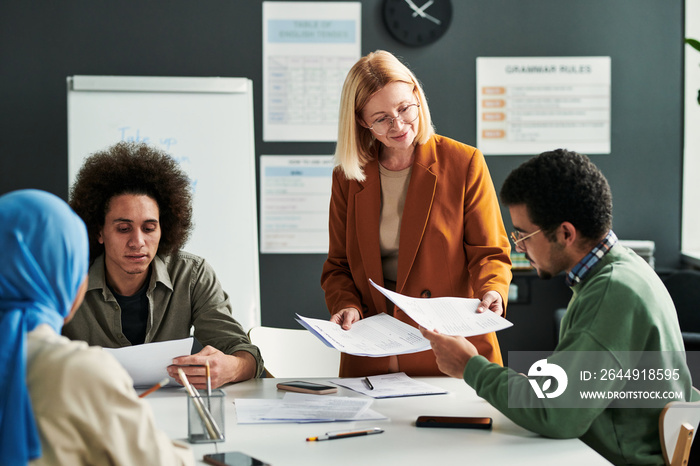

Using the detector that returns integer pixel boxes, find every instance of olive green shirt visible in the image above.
[63,251,263,378]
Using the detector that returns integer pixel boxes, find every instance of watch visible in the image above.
[383,0,453,47]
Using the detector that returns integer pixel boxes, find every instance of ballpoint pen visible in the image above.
[306,427,384,442]
[363,376,374,390]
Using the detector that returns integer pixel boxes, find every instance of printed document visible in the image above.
[369,279,513,336]
[104,337,193,387]
[295,313,430,357]
[235,392,387,424]
[330,372,448,398]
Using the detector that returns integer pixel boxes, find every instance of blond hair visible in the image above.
[334,50,435,181]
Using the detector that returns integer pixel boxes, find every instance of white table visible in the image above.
[146,377,610,465]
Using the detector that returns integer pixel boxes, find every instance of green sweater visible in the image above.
[464,244,692,465]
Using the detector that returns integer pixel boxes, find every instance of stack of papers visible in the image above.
[234,392,387,424]
[296,313,430,357]
[330,372,448,399]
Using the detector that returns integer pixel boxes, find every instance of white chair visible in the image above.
[248,326,340,378]
[659,388,700,466]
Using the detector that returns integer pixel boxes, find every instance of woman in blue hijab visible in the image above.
[0,189,87,464]
[0,190,193,465]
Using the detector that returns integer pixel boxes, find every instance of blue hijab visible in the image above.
[0,190,88,464]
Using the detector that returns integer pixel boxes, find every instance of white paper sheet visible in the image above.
[263,392,371,421]
[295,313,431,357]
[369,280,513,336]
[234,393,387,424]
[104,337,193,387]
[330,372,448,399]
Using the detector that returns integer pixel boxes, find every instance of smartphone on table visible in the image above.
[416,416,493,429]
[203,451,270,466]
[276,380,338,395]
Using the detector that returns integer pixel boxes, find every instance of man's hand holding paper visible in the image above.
[369,279,513,336]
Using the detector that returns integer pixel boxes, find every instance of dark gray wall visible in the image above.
[0,1,685,353]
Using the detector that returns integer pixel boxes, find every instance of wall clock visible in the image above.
[383,0,453,47]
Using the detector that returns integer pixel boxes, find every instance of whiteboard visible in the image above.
[67,75,260,331]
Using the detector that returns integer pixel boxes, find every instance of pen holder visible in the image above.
[187,389,225,443]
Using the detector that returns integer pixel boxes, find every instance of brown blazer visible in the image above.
[321,134,512,377]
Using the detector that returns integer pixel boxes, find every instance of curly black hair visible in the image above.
[69,142,193,263]
[500,149,612,241]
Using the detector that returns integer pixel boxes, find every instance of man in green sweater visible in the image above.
[420,149,693,465]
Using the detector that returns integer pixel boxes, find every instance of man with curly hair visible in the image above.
[63,142,263,389]
[420,149,692,465]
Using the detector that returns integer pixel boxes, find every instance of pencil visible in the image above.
[205,360,212,410]
[206,360,212,398]
[138,377,170,398]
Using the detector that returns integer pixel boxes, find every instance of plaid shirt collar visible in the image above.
[566,230,617,287]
